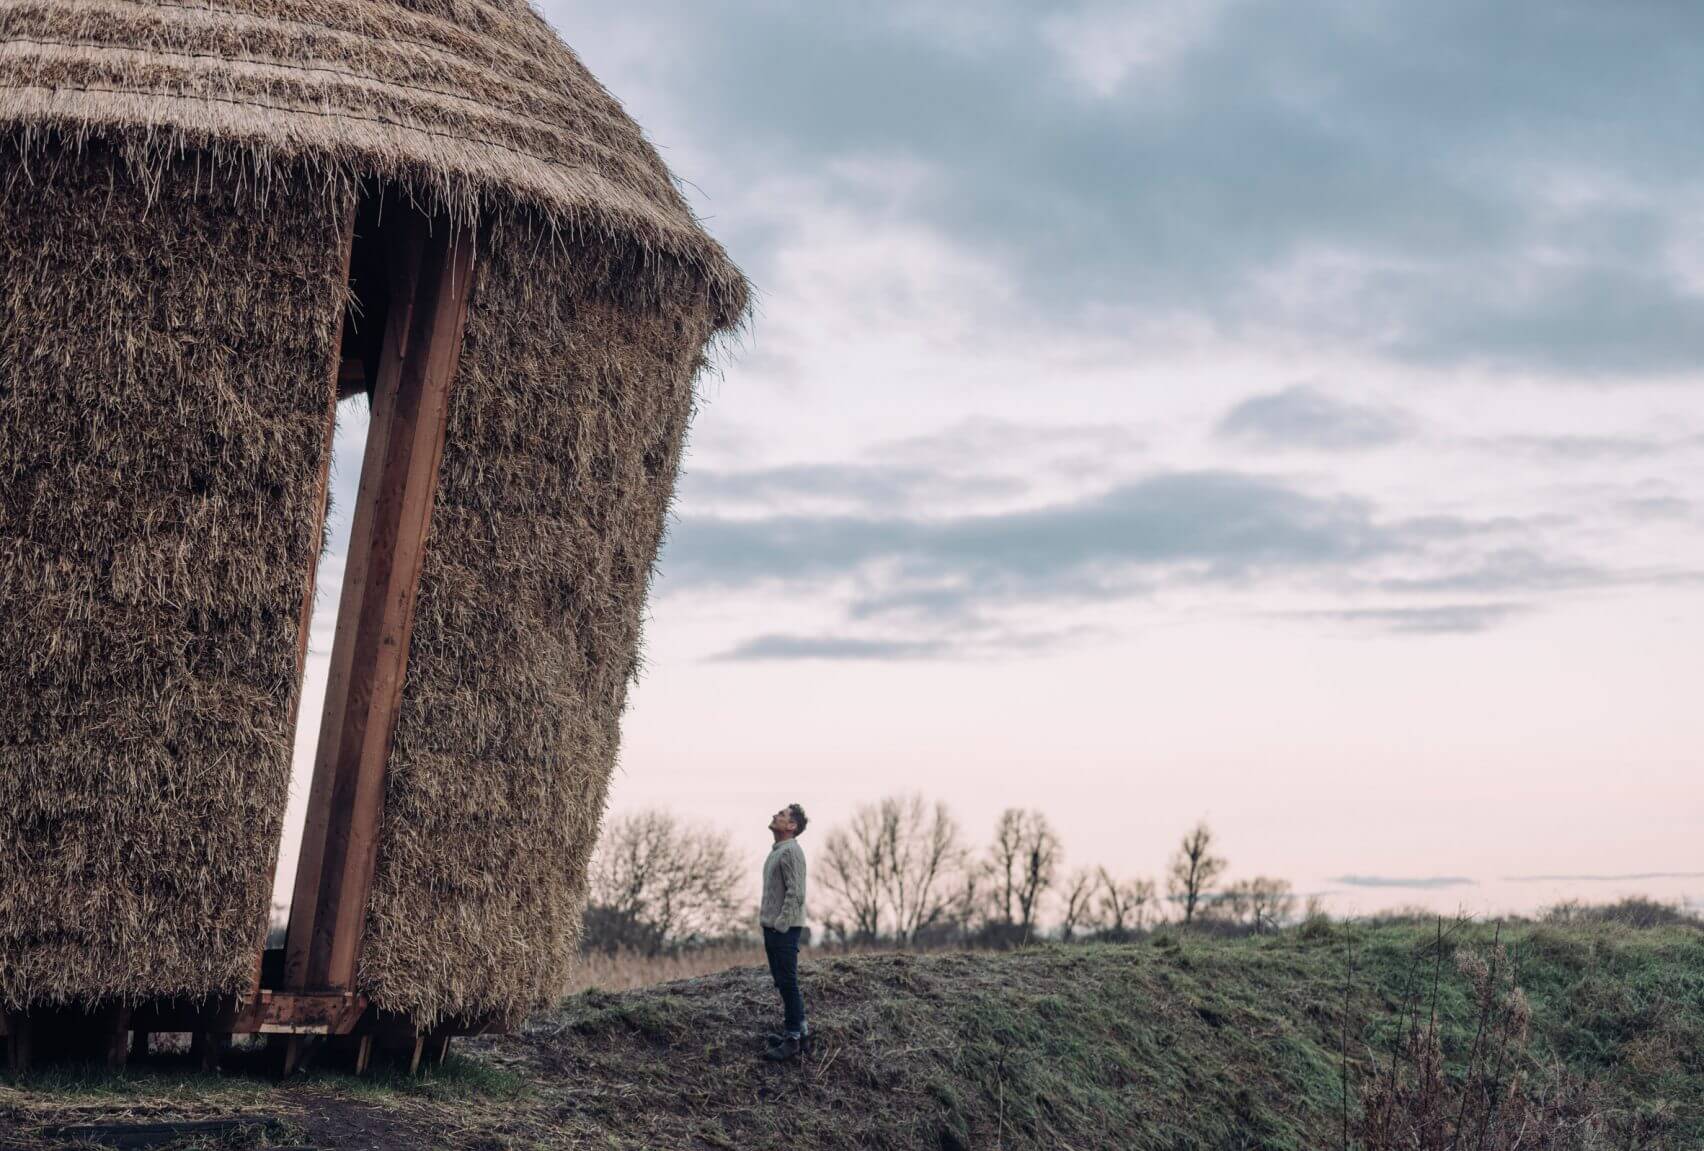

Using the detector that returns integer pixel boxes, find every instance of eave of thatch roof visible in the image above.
[0,0,748,329]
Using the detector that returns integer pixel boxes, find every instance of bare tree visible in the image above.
[1058,868,1103,941]
[1219,877,1296,933]
[820,794,967,945]
[1166,820,1226,927]
[585,810,745,954]
[987,808,1062,936]
[879,795,966,945]
[1096,870,1156,936]
[818,804,888,943]
[989,809,1026,925]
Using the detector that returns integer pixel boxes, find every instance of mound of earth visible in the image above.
[3,924,1700,1150]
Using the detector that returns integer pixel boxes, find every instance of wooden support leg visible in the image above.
[405,1035,426,1078]
[5,1016,30,1076]
[103,1008,132,1069]
[197,1032,230,1074]
[422,1033,451,1070]
[280,1036,311,1078]
[353,1033,374,1077]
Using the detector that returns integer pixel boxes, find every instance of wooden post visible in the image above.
[190,1030,230,1074]
[423,1032,451,1069]
[4,1015,29,1076]
[279,1033,314,1078]
[282,208,475,1024]
[101,1008,132,1070]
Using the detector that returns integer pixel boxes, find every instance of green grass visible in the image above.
[4,922,1700,1150]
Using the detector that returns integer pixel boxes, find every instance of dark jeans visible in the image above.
[762,926,806,1036]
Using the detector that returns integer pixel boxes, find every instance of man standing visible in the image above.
[760,803,809,1061]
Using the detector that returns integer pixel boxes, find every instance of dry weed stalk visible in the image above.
[1352,925,1640,1151]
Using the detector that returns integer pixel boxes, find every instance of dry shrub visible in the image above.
[1542,898,1701,931]
[1356,941,1665,1150]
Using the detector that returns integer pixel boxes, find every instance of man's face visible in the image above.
[769,807,796,835]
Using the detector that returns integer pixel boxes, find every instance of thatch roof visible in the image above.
[0,0,747,327]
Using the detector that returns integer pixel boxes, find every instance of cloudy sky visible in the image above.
[282,1,1703,920]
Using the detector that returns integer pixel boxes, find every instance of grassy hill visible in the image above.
[3,921,1700,1150]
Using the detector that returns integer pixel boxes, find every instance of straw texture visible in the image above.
[0,139,352,1009]
[357,212,714,1027]
[2,0,745,1024]
[0,0,746,326]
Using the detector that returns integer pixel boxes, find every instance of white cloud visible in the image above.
[1043,0,1233,99]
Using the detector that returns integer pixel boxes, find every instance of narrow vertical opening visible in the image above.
[271,391,370,927]
[268,196,391,961]
[271,199,476,1001]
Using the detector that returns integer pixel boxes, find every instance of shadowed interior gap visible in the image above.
[268,198,389,954]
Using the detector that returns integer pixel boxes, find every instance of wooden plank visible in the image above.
[284,208,476,999]
[249,991,365,1035]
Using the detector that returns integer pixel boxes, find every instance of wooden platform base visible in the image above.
[2,998,503,1078]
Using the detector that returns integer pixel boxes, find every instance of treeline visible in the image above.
[811,796,1296,946]
[581,795,1302,954]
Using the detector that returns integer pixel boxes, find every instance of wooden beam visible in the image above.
[283,208,476,1000]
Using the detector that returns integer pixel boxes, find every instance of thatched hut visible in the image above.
[0,0,746,1039]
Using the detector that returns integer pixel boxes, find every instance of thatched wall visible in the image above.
[2,0,746,1026]
[357,213,716,1027]
[0,142,351,1009]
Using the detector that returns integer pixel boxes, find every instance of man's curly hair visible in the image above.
[787,803,809,835]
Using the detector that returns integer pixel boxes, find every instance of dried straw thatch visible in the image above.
[359,216,717,1027]
[1,0,745,1022]
[0,0,745,321]
[0,140,354,1008]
